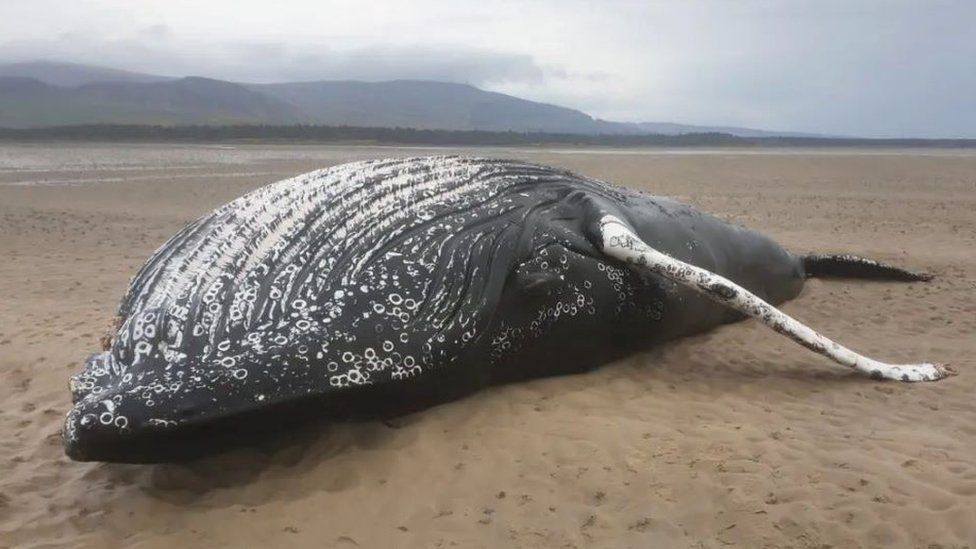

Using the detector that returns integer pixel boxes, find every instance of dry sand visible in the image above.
[1,143,974,548]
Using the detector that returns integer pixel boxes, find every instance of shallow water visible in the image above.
[3,142,975,184]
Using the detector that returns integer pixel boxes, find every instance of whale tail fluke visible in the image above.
[802,254,932,282]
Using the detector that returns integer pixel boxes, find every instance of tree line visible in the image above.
[0,124,973,148]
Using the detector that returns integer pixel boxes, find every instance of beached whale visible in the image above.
[63,156,951,463]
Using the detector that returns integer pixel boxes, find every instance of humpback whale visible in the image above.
[63,156,951,463]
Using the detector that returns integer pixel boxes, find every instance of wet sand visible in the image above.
[1,143,974,548]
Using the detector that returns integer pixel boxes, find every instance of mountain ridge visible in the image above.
[0,61,822,137]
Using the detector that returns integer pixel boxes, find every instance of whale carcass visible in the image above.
[64,156,951,462]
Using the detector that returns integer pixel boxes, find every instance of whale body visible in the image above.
[64,156,943,463]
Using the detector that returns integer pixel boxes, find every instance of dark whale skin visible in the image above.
[64,156,804,462]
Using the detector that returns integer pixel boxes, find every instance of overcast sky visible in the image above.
[1,0,973,137]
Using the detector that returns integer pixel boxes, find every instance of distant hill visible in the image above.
[0,60,818,136]
[631,121,824,138]
[0,61,171,87]
[251,80,618,133]
[0,75,301,127]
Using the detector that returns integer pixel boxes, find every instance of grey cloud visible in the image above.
[0,34,547,86]
[140,24,172,39]
[257,45,546,85]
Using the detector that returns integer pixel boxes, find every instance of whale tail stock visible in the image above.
[595,214,954,383]
[802,254,932,282]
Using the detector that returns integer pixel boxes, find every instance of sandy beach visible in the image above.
[1,143,974,548]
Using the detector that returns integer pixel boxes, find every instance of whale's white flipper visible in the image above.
[598,215,952,382]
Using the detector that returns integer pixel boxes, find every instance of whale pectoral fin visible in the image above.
[595,214,954,382]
